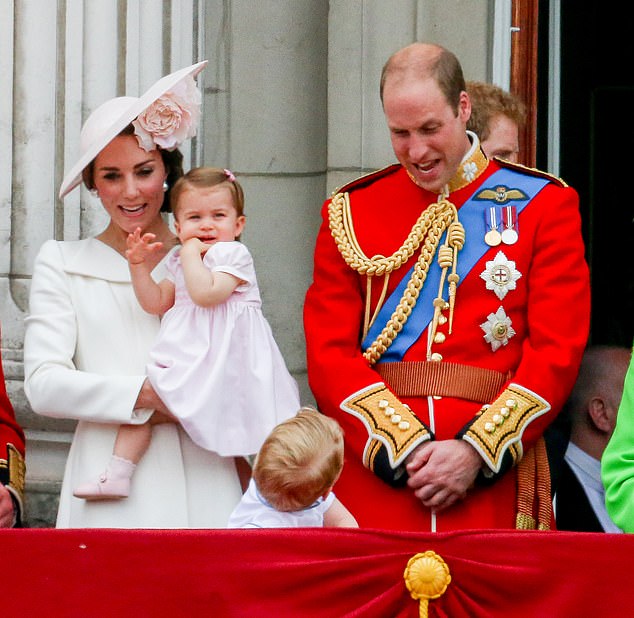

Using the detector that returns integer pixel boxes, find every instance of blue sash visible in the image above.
[361,168,550,361]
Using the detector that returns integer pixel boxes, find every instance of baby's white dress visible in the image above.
[147,241,300,456]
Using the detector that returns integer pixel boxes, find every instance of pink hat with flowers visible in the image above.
[59,60,207,199]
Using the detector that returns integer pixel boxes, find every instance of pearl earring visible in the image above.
[163,181,169,193]
[89,188,98,197]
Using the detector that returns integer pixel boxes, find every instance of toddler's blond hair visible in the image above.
[253,407,344,512]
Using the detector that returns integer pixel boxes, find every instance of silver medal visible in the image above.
[501,206,518,245]
[501,228,518,244]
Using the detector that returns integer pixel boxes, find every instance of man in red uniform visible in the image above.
[304,42,590,532]
[0,330,26,527]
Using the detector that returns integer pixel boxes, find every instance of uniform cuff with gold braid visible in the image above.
[341,383,431,482]
[457,383,550,474]
[0,444,26,527]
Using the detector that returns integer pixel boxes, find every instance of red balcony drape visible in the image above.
[3,527,631,617]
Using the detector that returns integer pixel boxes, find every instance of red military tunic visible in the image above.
[304,144,590,532]
[0,328,26,525]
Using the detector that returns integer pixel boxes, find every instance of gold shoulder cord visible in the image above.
[329,191,463,365]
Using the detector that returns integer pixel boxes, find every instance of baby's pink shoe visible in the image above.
[73,474,131,500]
[73,455,136,500]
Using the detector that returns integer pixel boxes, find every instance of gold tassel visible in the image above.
[515,438,552,530]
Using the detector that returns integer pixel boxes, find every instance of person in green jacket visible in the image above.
[602,342,634,531]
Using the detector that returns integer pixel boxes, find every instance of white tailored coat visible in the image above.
[24,238,242,528]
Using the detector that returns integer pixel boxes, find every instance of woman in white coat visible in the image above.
[23,62,242,528]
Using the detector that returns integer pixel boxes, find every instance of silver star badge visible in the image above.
[481,306,516,352]
[480,251,522,300]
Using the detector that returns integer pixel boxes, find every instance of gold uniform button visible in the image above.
[430,352,443,362]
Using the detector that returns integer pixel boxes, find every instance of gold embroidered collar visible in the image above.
[446,131,488,193]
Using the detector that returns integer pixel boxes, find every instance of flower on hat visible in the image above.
[133,75,202,152]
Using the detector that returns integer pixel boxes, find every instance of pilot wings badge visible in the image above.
[474,185,528,205]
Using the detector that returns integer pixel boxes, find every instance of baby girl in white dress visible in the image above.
[74,167,300,500]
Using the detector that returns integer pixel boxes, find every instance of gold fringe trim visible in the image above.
[515,437,551,530]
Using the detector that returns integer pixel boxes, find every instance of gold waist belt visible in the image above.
[375,361,512,404]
